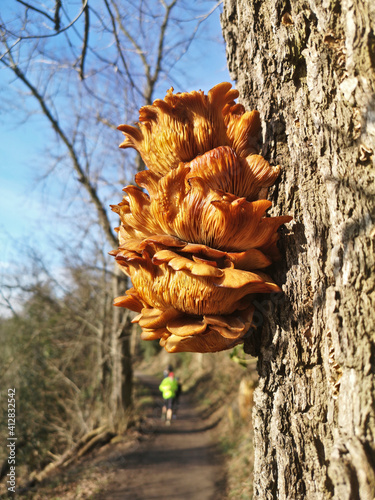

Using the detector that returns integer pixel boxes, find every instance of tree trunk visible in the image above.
[109,269,133,431]
[221,1,375,498]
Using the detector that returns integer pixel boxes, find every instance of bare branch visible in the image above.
[54,0,62,31]
[147,0,178,101]
[110,0,152,86]
[96,115,118,130]
[0,287,20,319]
[78,0,89,80]
[15,0,55,24]
[103,0,144,99]
[0,50,117,247]
[0,0,89,61]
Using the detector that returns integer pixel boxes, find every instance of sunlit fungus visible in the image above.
[111,82,292,353]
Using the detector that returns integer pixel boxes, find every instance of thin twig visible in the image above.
[0,50,117,247]
[79,0,89,80]
[103,0,143,99]
[0,0,88,61]
[16,0,55,23]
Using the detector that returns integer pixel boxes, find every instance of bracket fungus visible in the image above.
[110,82,292,353]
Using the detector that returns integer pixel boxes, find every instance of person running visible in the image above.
[159,370,179,425]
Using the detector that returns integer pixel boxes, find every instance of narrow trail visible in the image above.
[94,373,226,500]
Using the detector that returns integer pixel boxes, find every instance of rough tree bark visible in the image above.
[221,1,375,498]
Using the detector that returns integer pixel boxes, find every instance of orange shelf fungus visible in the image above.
[111,82,292,353]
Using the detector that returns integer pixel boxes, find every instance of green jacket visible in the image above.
[159,376,178,399]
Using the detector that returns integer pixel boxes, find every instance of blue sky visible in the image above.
[0,2,233,286]
[0,118,50,262]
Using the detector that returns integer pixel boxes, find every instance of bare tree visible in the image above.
[0,0,223,430]
[221,0,375,498]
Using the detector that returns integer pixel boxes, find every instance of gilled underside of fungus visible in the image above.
[110,82,292,353]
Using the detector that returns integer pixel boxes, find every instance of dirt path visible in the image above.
[93,373,226,500]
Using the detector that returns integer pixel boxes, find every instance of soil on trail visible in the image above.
[93,373,227,500]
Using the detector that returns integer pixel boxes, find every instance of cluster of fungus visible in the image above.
[110,82,291,353]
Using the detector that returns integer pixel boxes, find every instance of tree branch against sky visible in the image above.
[0,0,230,263]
